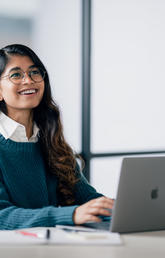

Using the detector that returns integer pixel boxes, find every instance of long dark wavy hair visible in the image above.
[0,44,82,206]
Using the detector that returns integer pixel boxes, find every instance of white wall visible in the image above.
[0,17,32,48]
[0,0,40,48]
[32,0,81,153]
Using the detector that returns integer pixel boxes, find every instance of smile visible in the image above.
[18,89,38,95]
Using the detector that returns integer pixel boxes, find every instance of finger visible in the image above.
[88,207,111,216]
[91,201,113,210]
[87,197,114,211]
[97,196,113,201]
[95,196,114,205]
[91,200,114,210]
[84,215,102,223]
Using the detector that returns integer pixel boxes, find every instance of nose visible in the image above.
[22,72,34,84]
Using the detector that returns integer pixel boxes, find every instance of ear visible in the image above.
[0,87,3,101]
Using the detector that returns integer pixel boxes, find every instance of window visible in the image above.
[82,0,165,197]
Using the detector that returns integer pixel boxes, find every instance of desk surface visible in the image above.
[0,230,165,258]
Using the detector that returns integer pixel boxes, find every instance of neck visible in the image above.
[7,110,34,139]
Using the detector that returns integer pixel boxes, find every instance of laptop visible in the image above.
[82,156,165,233]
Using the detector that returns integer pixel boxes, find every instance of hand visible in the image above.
[73,196,114,225]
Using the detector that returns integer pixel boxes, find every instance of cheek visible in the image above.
[1,86,17,100]
[40,84,45,97]
[0,81,15,93]
[2,92,19,105]
[1,85,22,106]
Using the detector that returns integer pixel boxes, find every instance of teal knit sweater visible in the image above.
[0,134,102,230]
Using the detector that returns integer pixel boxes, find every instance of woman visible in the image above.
[0,44,113,230]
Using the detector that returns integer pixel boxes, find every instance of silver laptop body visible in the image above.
[110,156,165,233]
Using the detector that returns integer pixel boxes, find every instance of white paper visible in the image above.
[0,227,122,245]
[50,228,122,245]
[0,229,46,245]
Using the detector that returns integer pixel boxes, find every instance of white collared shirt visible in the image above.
[0,112,39,143]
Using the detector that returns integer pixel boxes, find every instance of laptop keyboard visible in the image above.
[82,221,110,231]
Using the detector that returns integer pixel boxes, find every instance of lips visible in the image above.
[18,89,38,95]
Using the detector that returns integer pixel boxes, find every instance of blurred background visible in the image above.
[1,0,165,198]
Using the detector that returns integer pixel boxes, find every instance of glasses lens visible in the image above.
[29,67,46,82]
[9,70,23,84]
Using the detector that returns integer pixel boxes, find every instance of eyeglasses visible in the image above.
[0,67,46,85]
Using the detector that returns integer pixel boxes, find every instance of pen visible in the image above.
[46,229,50,240]
[17,231,39,238]
[56,225,96,232]
[16,229,51,240]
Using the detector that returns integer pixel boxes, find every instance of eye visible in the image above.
[30,69,40,75]
[10,72,22,79]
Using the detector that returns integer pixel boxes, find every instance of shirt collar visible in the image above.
[0,112,39,142]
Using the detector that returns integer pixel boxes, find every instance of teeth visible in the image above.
[19,89,36,95]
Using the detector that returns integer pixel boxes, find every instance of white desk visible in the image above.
[0,230,165,258]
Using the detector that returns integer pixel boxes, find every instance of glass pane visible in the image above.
[91,0,165,153]
[91,154,165,199]
[91,157,122,199]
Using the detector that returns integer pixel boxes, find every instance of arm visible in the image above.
[74,171,103,204]
[73,169,114,225]
[0,179,77,230]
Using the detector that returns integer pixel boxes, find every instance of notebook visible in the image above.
[82,156,165,233]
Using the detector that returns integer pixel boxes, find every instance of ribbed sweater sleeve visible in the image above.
[74,172,103,204]
[0,135,104,230]
[0,172,103,230]
[0,178,77,230]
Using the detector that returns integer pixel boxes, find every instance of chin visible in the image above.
[21,100,42,109]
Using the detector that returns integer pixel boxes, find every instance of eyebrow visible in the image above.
[9,65,37,73]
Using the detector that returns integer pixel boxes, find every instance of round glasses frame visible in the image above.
[0,67,46,85]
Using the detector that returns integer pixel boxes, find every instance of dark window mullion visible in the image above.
[81,0,92,181]
[91,151,165,158]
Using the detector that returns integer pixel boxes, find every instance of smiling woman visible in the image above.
[0,44,114,230]
[0,55,45,120]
